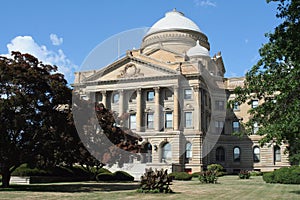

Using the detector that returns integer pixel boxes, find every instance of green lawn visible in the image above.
[0,176,299,200]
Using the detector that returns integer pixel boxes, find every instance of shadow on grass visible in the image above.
[290,190,300,195]
[0,182,140,193]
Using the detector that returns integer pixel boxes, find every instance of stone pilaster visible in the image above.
[193,85,201,131]
[101,91,107,107]
[136,88,142,132]
[173,86,179,131]
[119,89,124,116]
[154,87,160,131]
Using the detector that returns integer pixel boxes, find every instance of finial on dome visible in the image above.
[173,8,176,12]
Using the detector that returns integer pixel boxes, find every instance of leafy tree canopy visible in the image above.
[0,52,73,187]
[230,0,300,164]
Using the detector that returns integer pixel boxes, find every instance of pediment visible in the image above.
[84,56,178,82]
[145,48,184,63]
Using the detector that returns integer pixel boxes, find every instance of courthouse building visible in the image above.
[73,9,290,177]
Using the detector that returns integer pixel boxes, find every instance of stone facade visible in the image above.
[73,10,290,176]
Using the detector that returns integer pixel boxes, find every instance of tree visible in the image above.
[230,0,300,164]
[0,52,72,187]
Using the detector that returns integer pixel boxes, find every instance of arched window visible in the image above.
[142,143,152,163]
[162,142,172,162]
[216,147,225,162]
[233,147,241,162]
[185,142,192,163]
[274,146,281,163]
[253,146,260,162]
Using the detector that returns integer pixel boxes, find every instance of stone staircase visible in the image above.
[10,176,30,184]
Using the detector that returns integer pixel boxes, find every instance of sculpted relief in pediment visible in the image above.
[117,63,144,78]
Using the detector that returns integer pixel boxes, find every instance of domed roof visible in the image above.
[146,9,202,35]
[187,40,210,57]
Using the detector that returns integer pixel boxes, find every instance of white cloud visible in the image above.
[50,33,63,46]
[1,36,77,83]
[194,0,217,7]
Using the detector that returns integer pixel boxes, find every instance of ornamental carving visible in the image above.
[117,64,144,78]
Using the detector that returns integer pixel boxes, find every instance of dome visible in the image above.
[187,40,210,57]
[146,9,202,35]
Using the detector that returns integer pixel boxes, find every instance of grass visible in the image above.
[0,176,299,200]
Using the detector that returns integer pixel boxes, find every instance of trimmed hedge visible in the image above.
[207,164,224,177]
[96,173,115,181]
[199,170,218,184]
[238,170,251,179]
[96,171,134,182]
[168,172,192,181]
[263,166,300,184]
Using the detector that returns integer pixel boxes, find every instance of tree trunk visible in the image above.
[1,164,11,188]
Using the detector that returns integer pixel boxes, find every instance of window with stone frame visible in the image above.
[129,114,136,130]
[233,146,241,162]
[253,146,260,162]
[146,113,154,129]
[233,102,240,111]
[252,100,259,108]
[185,142,192,163]
[184,112,193,128]
[184,89,192,100]
[112,93,119,103]
[232,121,240,132]
[165,112,173,128]
[161,142,172,162]
[274,146,281,163]
[147,91,155,101]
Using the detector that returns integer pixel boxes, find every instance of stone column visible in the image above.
[119,89,124,116]
[136,88,142,132]
[101,91,107,107]
[193,85,201,131]
[173,86,179,131]
[154,87,160,131]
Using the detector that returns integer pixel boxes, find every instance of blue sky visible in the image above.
[0,0,281,83]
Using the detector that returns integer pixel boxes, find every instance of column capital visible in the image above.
[101,90,107,96]
[136,88,142,94]
[154,87,160,92]
[118,89,124,94]
[192,85,200,91]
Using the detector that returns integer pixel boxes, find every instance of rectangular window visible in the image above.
[252,100,258,108]
[184,89,192,100]
[215,100,225,110]
[233,102,240,111]
[165,112,173,128]
[215,121,224,134]
[112,93,119,103]
[252,122,259,134]
[185,112,193,128]
[147,113,154,129]
[274,146,281,162]
[147,91,154,101]
[232,121,240,132]
[130,114,136,130]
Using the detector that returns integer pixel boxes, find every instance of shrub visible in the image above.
[192,172,201,178]
[113,171,134,181]
[11,164,48,176]
[238,170,251,179]
[249,171,262,176]
[96,172,115,181]
[207,164,224,177]
[263,166,300,184]
[97,168,112,174]
[168,172,192,181]
[138,168,173,193]
[199,170,218,184]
